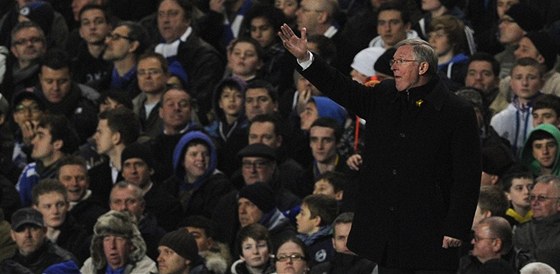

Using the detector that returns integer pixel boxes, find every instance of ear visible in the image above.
[335,190,343,201]
[492,238,502,253]
[53,139,63,151]
[331,237,336,249]
[490,175,499,185]
[419,62,429,76]
[11,45,19,58]
[185,258,191,267]
[150,168,155,175]
[111,131,122,145]
[313,215,322,227]
[536,54,546,65]
[128,41,140,54]
[0,114,6,125]
[276,135,283,147]
[505,192,512,201]
[78,26,85,39]
[318,11,328,24]
[10,230,16,241]
[483,210,493,218]
[404,22,411,31]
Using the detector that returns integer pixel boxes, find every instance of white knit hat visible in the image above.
[350,47,386,76]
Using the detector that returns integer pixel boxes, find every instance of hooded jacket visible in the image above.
[521,123,560,176]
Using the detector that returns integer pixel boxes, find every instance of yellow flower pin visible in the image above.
[415,99,424,107]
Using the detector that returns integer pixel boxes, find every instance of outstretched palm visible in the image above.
[279,24,309,61]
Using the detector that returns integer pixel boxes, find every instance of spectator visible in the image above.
[532,94,560,128]
[157,229,209,274]
[501,165,534,227]
[521,124,560,177]
[230,223,274,274]
[273,235,309,274]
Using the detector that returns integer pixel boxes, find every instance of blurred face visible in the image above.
[249,121,282,149]
[35,192,68,229]
[79,8,111,44]
[533,108,560,128]
[470,224,500,263]
[241,238,270,268]
[465,61,499,93]
[514,37,542,61]
[299,102,319,131]
[159,89,192,132]
[391,45,424,91]
[12,99,43,127]
[310,126,337,164]
[245,88,277,121]
[99,97,123,113]
[296,204,319,235]
[296,75,321,96]
[377,10,409,48]
[137,57,168,94]
[498,16,525,45]
[421,0,442,11]
[275,0,298,19]
[110,187,145,220]
[428,29,452,57]
[251,17,276,48]
[11,27,46,64]
[219,87,244,118]
[510,65,543,100]
[58,164,89,202]
[238,197,263,227]
[158,0,190,43]
[229,42,262,78]
[183,144,210,182]
[242,156,275,185]
[532,138,558,169]
[94,119,117,155]
[313,179,340,200]
[31,127,57,163]
[103,26,134,61]
[497,0,519,19]
[103,235,131,269]
[296,0,324,35]
[186,227,212,252]
[158,246,189,274]
[40,66,71,104]
[275,241,308,274]
[122,158,152,188]
[333,223,354,254]
[11,225,46,256]
[506,178,533,210]
[530,182,560,220]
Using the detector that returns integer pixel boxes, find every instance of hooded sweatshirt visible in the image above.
[521,123,560,176]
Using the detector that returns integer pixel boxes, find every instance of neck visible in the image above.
[114,56,136,76]
[41,152,63,168]
[512,204,530,217]
[438,51,453,65]
[233,73,256,82]
[145,92,163,105]
[246,264,265,274]
[164,123,188,135]
[316,156,337,174]
[540,166,553,175]
[225,114,238,124]
[431,5,447,17]
[18,59,32,70]
[87,43,106,58]
[109,145,125,170]
[477,254,501,264]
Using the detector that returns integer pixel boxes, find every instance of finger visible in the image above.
[300,27,307,41]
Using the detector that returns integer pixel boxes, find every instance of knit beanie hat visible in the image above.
[525,31,558,71]
[121,142,155,168]
[159,229,199,260]
[505,3,544,33]
[374,47,396,78]
[239,183,276,213]
[19,1,54,37]
[351,47,385,77]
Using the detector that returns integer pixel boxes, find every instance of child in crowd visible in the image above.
[501,165,534,227]
[230,223,274,274]
[312,171,345,202]
[521,123,560,177]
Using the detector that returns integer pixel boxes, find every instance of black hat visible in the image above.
[121,142,155,168]
[19,1,54,36]
[525,31,558,71]
[239,183,276,213]
[505,3,544,32]
[11,91,45,112]
[237,143,277,161]
[159,229,199,261]
[482,145,515,177]
[11,208,44,231]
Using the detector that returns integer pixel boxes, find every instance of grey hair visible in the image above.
[520,262,557,274]
[394,38,438,77]
[535,175,560,196]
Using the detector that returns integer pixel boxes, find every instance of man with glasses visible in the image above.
[514,175,560,270]
[11,92,45,172]
[280,22,481,272]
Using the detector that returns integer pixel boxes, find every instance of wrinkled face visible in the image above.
[465,61,499,93]
[122,158,152,188]
[110,187,145,220]
[79,8,111,44]
[58,164,89,202]
[391,45,424,91]
[103,235,131,269]
[11,27,46,64]
[11,225,46,256]
[309,126,337,164]
[532,138,558,169]
[510,65,543,100]
[274,241,308,274]
[498,16,525,45]
[35,192,68,229]
[533,108,560,128]
[530,182,560,220]
[506,177,533,210]
[428,29,452,57]
[332,223,354,254]
[241,238,270,268]
[514,37,541,61]
[299,102,319,131]
[229,42,262,78]
[186,227,212,252]
[421,0,442,11]
[296,204,318,235]
[241,156,275,185]
[238,197,263,227]
[248,121,281,149]
[218,87,244,118]
[137,57,168,94]
[158,0,190,43]
[31,126,56,162]
[12,98,43,128]
[313,179,337,199]
[159,89,192,132]
[103,25,134,61]
[275,0,298,20]
[183,144,210,182]
[245,88,277,121]
[496,0,519,19]
[377,10,409,48]
[158,246,189,274]
[296,0,324,35]
[471,224,499,263]
[40,66,71,104]
[251,17,276,48]
[94,119,117,155]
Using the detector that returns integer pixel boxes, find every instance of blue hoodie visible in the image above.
[312,96,348,127]
[172,131,218,192]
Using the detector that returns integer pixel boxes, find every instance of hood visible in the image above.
[172,131,218,185]
[312,96,347,127]
[521,123,560,176]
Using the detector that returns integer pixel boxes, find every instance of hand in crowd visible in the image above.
[346,154,362,171]
[279,24,309,61]
[20,120,38,145]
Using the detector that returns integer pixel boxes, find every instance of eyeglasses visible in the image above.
[13,37,44,46]
[138,69,163,77]
[529,195,560,202]
[105,33,134,42]
[242,160,271,170]
[275,253,305,262]
[390,59,418,66]
[14,104,42,114]
[473,235,496,243]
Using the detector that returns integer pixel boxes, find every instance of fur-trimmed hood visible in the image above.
[201,242,232,274]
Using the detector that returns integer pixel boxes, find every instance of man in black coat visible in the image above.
[280,26,481,272]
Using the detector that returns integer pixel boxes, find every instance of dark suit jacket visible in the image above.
[299,55,481,270]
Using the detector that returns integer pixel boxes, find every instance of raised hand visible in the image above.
[278,24,309,61]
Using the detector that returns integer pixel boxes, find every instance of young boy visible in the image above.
[312,171,345,201]
[296,194,338,267]
[532,94,560,128]
[521,123,560,177]
[501,165,534,227]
